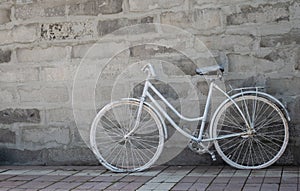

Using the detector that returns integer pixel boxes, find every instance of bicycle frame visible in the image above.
[125,73,250,143]
[126,64,290,144]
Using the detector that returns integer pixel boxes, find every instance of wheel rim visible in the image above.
[90,101,164,172]
[213,96,288,169]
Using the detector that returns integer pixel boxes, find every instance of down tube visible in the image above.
[145,92,198,141]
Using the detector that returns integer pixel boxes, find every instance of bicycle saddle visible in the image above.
[196,65,224,75]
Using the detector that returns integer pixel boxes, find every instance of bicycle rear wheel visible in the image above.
[90,100,164,172]
[211,95,289,169]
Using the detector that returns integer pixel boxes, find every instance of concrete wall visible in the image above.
[0,0,299,165]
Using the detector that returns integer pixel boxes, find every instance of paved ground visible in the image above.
[0,165,299,191]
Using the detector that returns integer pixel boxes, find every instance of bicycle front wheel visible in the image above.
[212,95,289,169]
[90,100,164,172]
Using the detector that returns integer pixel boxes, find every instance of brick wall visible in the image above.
[0,0,299,165]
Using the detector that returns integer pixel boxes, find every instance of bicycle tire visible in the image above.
[90,100,164,172]
[211,95,289,169]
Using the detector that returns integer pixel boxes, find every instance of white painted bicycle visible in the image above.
[90,63,289,172]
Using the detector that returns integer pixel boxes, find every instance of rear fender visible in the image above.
[228,91,290,121]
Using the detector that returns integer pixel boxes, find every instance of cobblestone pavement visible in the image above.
[0,165,299,191]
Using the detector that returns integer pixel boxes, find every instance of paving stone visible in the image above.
[155,182,176,190]
[18,181,53,189]
[171,182,194,190]
[229,177,247,184]
[206,183,227,191]
[279,184,298,190]
[281,177,298,184]
[1,170,31,175]
[0,181,26,188]
[75,182,112,190]
[105,182,129,190]
[0,175,15,181]
[60,175,94,182]
[41,182,81,190]
[122,182,144,190]
[264,177,281,184]
[121,176,152,182]
[242,184,261,191]
[246,176,264,184]
[89,176,124,182]
[22,170,54,176]
[165,176,184,183]
[196,177,215,183]
[34,175,67,182]
[179,176,199,183]
[261,183,279,191]
[212,177,231,184]
[188,182,209,191]
[8,175,39,181]
[47,170,77,176]
[225,183,244,191]
[73,170,105,176]
[139,182,160,189]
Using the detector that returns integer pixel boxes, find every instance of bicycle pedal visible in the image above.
[211,153,216,161]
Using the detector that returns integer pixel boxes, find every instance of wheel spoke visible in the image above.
[213,95,288,169]
[90,100,163,172]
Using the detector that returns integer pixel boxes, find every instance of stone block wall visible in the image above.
[0,0,299,165]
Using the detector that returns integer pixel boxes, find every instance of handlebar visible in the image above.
[142,63,156,79]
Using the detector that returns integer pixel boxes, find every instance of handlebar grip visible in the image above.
[142,63,156,78]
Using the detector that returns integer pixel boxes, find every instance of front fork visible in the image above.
[124,80,149,138]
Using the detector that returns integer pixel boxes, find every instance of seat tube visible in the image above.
[198,82,214,140]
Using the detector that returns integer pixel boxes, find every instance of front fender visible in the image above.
[121,98,168,139]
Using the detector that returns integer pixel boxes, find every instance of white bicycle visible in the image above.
[90,63,289,172]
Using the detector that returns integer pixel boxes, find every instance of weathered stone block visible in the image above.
[227,3,289,25]
[0,87,16,105]
[22,126,70,146]
[0,25,37,44]
[129,44,175,58]
[294,48,300,71]
[0,108,40,124]
[97,16,154,36]
[44,5,65,17]
[260,29,300,47]
[290,1,300,20]
[69,0,123,16]
[288,96,300,124]
[41,65,76,81]
[199,34,253,51]
[18,85,43,103]
[258,22,292,36]
[71,44,92,58]
[0,148,44,165]
[227,54,255,73]
[46,107,74,123]
[129,0,184,12]
[0,129,16,144]
[16,46,66,62]
[42,86,69,103]
[0,30,12,44]
[161,8,222,31]
[15,3,65,20]
[15,4,44,20]
[41,22,94,41]
[0,49,11,63]
[266,77,300,96]
[0,8,11,25]
[13,24,37,43]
